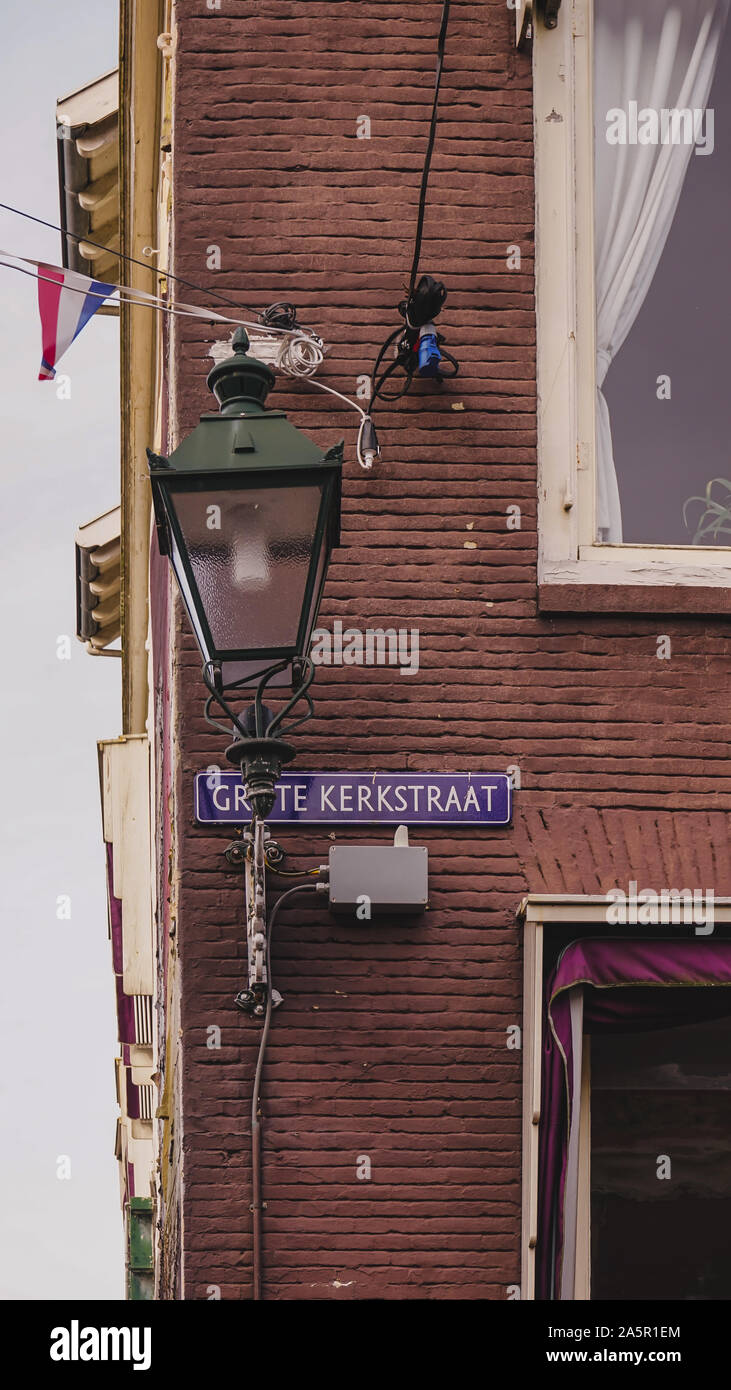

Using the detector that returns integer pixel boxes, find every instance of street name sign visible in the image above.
[194,771,512,826]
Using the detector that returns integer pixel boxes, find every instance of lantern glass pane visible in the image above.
[173,481,324,652]
[303,533,328,651]
[168,521,211,662]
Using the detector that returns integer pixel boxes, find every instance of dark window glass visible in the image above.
[591,1014,731,1299]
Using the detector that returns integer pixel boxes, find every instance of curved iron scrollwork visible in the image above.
[201,656,315,744]
[200,657,316,822]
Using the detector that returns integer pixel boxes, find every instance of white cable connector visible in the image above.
[300,385,379,472]
[299,379,374,471]
[356,414,380,471]
[357,416,373,470]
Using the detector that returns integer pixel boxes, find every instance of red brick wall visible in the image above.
[163,0,731,1299]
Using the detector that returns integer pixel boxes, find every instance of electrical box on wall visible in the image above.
[327,831,428,917]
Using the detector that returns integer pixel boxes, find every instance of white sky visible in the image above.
[0,1,124,1297]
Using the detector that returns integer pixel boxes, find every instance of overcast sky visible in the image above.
[0,1,123,1298]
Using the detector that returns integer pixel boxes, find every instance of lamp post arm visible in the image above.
[238,817,270,1016]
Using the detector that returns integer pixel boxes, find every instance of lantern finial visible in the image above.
[206,327,276,415]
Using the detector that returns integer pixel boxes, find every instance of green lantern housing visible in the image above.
[148,328,343,689]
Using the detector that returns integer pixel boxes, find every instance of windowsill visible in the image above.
[539,580,731,615]
[540,545,731,612]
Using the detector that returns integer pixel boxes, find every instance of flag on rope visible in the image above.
[0,250,269,379]
[36,264,115,380]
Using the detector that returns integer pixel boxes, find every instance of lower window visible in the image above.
[591,1013,731,1300]
[519,905,731,1300]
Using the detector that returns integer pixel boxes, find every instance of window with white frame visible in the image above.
[519,897,731,1301]
[534,0,731,594]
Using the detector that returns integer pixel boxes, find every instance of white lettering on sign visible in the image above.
[196,772,510,824]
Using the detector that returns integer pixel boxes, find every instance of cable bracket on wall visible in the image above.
[233,821,283,1016]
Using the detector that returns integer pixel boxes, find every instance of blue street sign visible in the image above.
[194,771,512,826]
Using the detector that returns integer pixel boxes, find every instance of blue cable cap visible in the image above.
[418,327,441,377]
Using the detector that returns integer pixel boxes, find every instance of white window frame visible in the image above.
[534,0,731,598]
[518,892,731,1300]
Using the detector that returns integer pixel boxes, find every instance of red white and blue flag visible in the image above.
[36,264,115,380]
[0,249,257,378]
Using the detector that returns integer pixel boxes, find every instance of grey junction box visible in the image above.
[327,842,428,917]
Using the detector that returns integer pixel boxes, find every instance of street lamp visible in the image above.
[147,326,343,816]
[148,327,343,1016]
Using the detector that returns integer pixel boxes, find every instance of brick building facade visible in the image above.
[106,0,731,1300]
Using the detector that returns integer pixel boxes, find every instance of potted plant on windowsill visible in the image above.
[683,478,731,545]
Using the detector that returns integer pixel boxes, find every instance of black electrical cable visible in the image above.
[2,202,325,343]
[250,882,319,1301]
[0,199,261,317]
[370,326,411,402]
[259,302,301,331]
[368,1,453,415]
[407,0,451,303]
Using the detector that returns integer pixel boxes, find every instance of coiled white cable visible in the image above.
[277,332,324,378]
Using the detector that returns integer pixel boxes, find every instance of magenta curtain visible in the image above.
[536,938,731,1300]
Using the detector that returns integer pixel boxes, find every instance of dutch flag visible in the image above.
[37,264,115,380]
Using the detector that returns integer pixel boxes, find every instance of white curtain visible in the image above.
[594,0,729,542]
